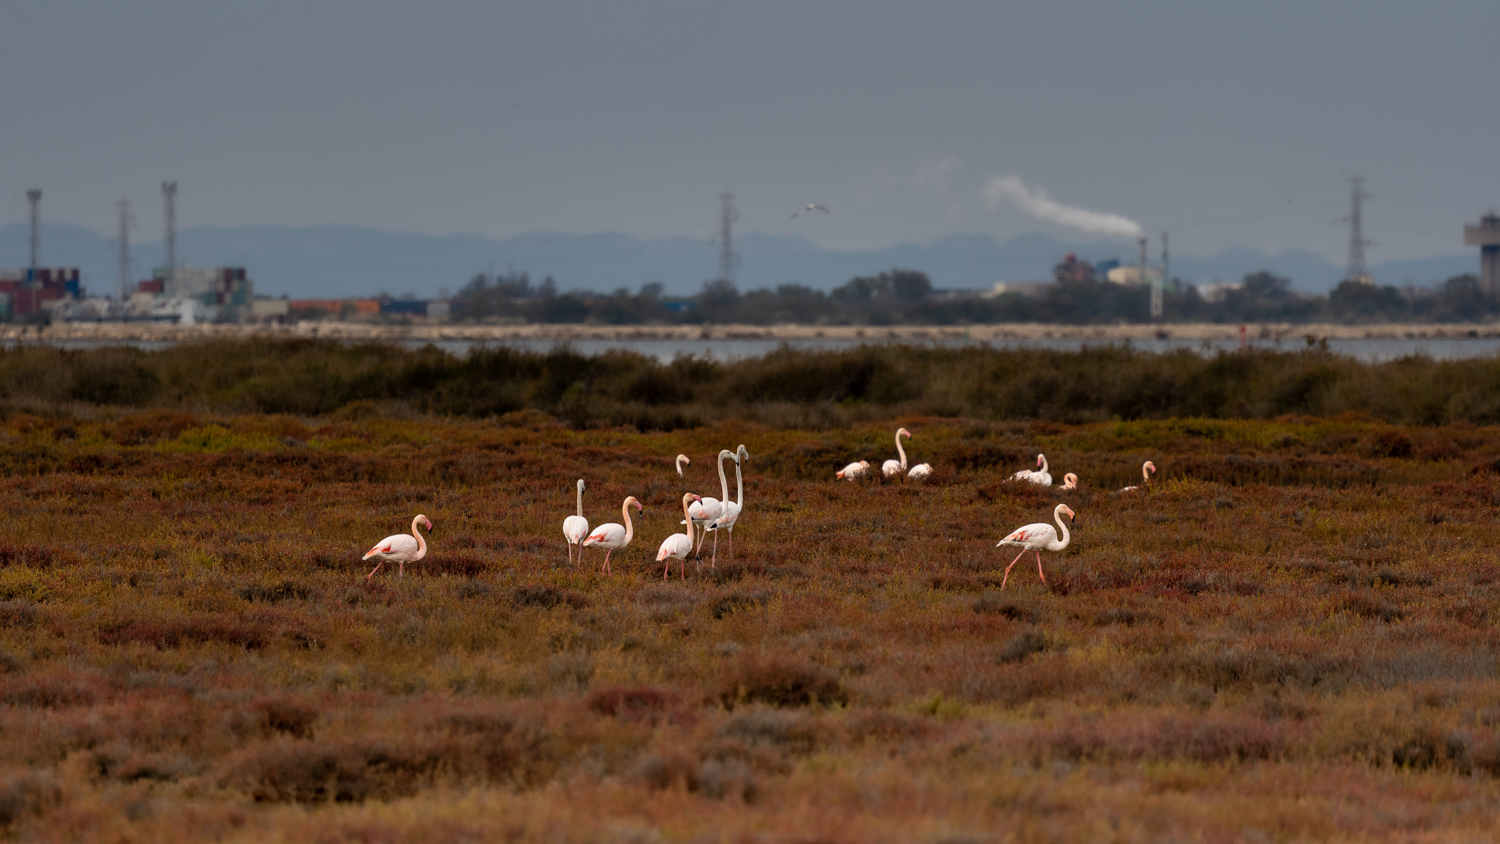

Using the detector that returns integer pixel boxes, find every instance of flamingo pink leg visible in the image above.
[1001,549,1027,590]
[662,559,671,581]
[711,530,719,568]
[1036,552,1046,584]
[600,550,612,575]
[399,561,405,579]
[567,542,574,567]
[366,562,384,580]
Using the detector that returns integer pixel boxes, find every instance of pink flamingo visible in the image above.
[1011,453,1053,486]
[364,514,432,580]
[685,449,731,564]
[836,460,871,480]
[1060,472,1079,490]
[1120,461,1156,492]
[562,478,590,568]
[675,454,691,477]
[658,493,702,580]
[706,445,748,558]
[583,496,641,574]
[995,504,1075,589]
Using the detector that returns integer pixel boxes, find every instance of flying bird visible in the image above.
[791,204,831,219]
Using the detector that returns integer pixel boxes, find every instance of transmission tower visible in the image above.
[117,199,133,304]
[162,181,178,285]
[1151,231,1167,320]
[26,189,41,269]
[717,191,738,286]
[1345,175,1372,283]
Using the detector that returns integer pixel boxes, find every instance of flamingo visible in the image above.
[675,454,691,477]
[836,460,872,480]
[706,445,749,558]
[684,449,732,566]
[1121,461,1156,492]
[364,514,432,580]
[562,479,590,568]
[882,428,912,477]
[583,496,641,574]
[995,504,1075,590]
[1060,472,1079,490]
[1011,454,1053,486]
[658,493,701,580]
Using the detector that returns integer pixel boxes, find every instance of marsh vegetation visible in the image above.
[0,342,1495,840]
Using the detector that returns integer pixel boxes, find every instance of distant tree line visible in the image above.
[445,268,1500,325]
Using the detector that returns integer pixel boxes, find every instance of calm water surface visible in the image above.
[20,335,1500,363]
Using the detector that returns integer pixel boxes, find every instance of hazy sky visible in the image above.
[4,0,1498,264]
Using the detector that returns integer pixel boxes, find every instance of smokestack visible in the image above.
[26,189,41,269]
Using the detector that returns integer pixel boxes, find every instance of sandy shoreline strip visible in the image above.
[3,321,1499,344]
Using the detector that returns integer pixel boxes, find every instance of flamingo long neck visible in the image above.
[732,458,745,506]
[576,482,584,517]
[1143,463,1152,482]
[681,497,694,542]
[676,455,688,477]
[410,516,428,560]
[622,499,635,544]
[1039,454,1049,475]
[1050,506,1071,552]
[896,432,908,470]
[716,452,730,500]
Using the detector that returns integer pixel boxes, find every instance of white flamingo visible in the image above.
[562,478,590,568]
[836,460,871,480]
[658,493,701,580]
[1121,461,1156,492]
[882,428,912,477]
[1060,472,1079,490]
[684,449,732,565]
[996,504,1075,589]
[583,496,641,574]
[1011,453,1053,486]
[706,445,749,558]
[675,454,691,477]
[363,514,432,580]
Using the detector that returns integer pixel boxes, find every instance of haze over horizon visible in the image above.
[4,0,1498,278]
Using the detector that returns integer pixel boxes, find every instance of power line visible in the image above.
[26,189,41,269]
[717,191,738,286]
[117,199,132,303]
[162,181,177,283]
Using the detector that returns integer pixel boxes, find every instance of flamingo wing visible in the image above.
[908,463,932,479]
[584,523,626,548]
[708,501,741,531]
[687,498,723,523]
[364,532,418,560]
[999,523,1057,547]
[656,533,692,561]
[881,459,903,477]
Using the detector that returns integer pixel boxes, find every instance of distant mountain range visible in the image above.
[0,223,1478,300]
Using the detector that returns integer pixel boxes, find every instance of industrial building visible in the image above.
[0,268,81,320]
[1465,213,1500,297]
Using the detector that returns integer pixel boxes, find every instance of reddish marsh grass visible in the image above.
[0,408,1496,839]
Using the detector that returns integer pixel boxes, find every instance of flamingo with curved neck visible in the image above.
[584,496,641,574]
[675,454,691,477]
[562,479,589,568]
[364,514,432,580]
[685,450,731,566]
[882,428,912,477]
[995,503,1074,589]
[1012,453,1053,486]
[658,493,701,580]
[1060,472,1079,490]
[707,445,749,558]
[1121,461,1156,492]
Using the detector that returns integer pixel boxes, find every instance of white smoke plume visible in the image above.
[984,175,1144,238]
